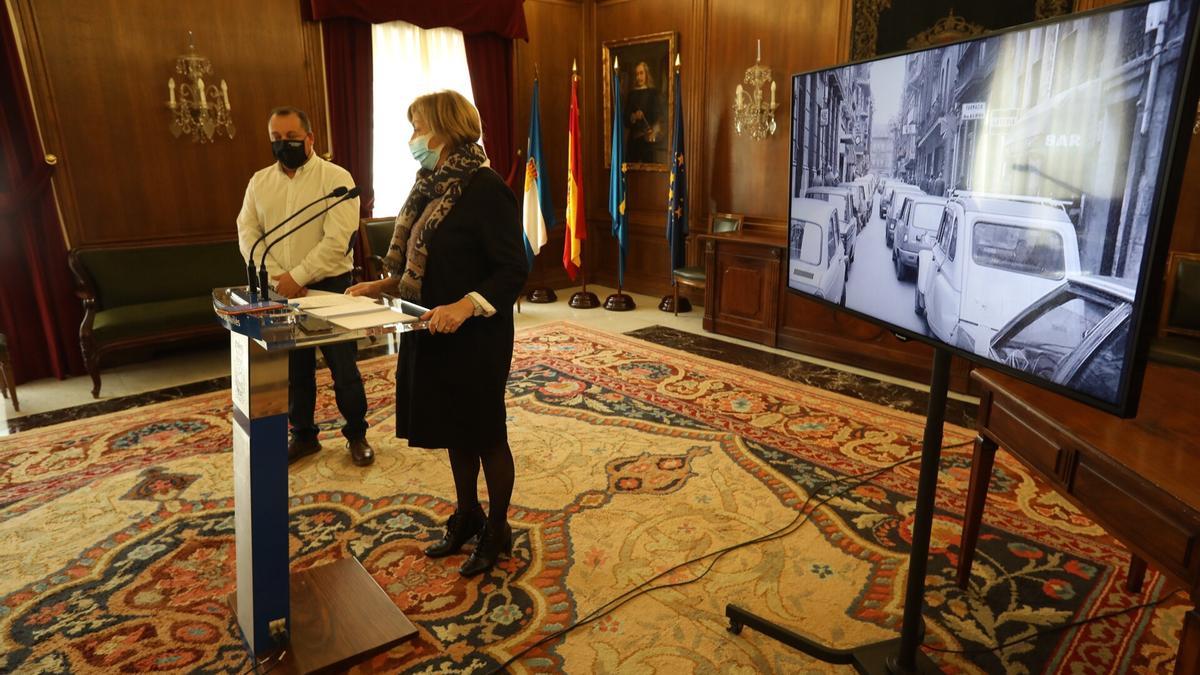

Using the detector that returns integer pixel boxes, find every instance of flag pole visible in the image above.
[525,63,559,305]
[660,53,691,313]
[604,56,635,312]
[567,59,600,309]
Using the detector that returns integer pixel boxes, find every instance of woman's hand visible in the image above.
[345,279,388,298]
[421,298,474,334]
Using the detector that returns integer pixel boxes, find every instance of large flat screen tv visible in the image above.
[787,0,1199,416]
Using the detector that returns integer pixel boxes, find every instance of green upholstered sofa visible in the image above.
[67,240,245,397]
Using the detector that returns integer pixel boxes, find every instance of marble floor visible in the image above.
[0,285,977,435]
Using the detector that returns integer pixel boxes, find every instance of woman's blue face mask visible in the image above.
[409,133,441,170]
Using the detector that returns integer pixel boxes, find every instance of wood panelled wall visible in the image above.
[520,0,1200,336]
[9,0,327,247]
[520,0,1200,289]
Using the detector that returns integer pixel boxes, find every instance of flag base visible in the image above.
[525,288,557,303]
[569,290,601,309]
[658,295,691,313]
[604,293,636,312]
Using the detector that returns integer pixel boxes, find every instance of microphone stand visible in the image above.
[257,189,360,300]
[246,187,348,299]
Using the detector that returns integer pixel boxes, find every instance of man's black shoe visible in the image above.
[348,437,374,466]
[287,437,322,464]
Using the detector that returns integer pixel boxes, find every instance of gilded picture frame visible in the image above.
[602,31,677,172]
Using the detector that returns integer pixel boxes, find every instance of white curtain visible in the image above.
[371,21,477,217]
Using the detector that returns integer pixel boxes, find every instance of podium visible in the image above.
[213,288,423,673]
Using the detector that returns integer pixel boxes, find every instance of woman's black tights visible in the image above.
[447,441,514,530]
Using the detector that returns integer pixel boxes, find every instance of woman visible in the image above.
[347,90,528,577]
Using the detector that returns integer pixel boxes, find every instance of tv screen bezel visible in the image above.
[784,0,1200,418]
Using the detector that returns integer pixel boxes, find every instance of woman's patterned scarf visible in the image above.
[384,142,488,301]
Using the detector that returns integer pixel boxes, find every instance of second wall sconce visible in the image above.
[733,39,778,140]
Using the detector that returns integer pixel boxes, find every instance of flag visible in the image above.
[563,72,586,280]
[609,64,628,287]
[667,65,687,272]
[522,79,554,268]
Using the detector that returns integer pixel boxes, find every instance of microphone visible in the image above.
[258,186,361,298]
[246,186,349,296]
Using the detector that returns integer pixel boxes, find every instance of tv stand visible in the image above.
[725,347,953,673]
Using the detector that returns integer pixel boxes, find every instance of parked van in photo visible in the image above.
[916,192,1082,355]
[790,199,848,303]
[804,186,858,265]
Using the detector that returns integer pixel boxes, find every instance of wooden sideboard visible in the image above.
[957,365,1200,673]
[698,232,973,392]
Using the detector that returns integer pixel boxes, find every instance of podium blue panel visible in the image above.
[232,409,289,654]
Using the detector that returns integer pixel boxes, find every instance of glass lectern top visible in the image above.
[212,287,429,350]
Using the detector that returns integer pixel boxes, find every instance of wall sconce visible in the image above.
[166,32,235,143]
[733,39,778,140]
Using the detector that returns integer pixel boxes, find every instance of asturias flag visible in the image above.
[609,64,628,286]
[667,65,688,272]
[564,71,586,280]
[522,79,555,268]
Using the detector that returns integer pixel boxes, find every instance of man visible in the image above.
[932,171,946,197]
[236,106,373,466]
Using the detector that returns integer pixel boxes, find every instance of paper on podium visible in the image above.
[305,296,385,319]
[290,290,361,310]
[328,308,420,330]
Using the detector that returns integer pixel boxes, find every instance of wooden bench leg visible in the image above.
[957,434,997,589]
[86,354,101,398]
[1177,606,1200,675]
[1126,555,1147,594]
[0,354,16,411]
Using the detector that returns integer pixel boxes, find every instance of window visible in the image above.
[791,220,823,266]
[827,215,839,262]
[912,204,943,231]
[372,21,477,217]
[972,221,1066,279]
[1069,318,1129,403]
[991,287,1126,391]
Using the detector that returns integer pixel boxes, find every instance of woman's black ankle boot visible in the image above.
[460,522,513,577]
[425,506,486,558]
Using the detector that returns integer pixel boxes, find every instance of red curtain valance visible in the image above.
[309,0,529,40]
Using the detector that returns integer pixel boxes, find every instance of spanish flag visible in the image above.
[563,67,586,280]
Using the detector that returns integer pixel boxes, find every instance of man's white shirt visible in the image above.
[236,154,359,288]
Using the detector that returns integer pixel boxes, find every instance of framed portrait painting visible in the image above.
[602,31,677,172]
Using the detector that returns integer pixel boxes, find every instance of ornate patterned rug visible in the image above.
[0,322,1185,673]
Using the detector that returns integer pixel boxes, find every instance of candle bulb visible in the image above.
[197,76,206,107]
[614,56,619,71]
[757,39,761,62]
[771,80,776,107]
[221,79,230,110]
[736,84,744,107]
[675,53,681,69]
[168,77,176,108]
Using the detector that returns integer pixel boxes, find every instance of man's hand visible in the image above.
[271,272,306,298]
[420,298,474,334]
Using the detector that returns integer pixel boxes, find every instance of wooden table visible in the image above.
[957,364,1200,674]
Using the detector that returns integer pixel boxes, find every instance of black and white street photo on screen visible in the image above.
[787,0,1193,404]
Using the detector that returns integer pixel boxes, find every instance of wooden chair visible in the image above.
[0,332,17,412]
[358,216,397,280]
[1151,251,1200,370]
[671,213,743,315]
